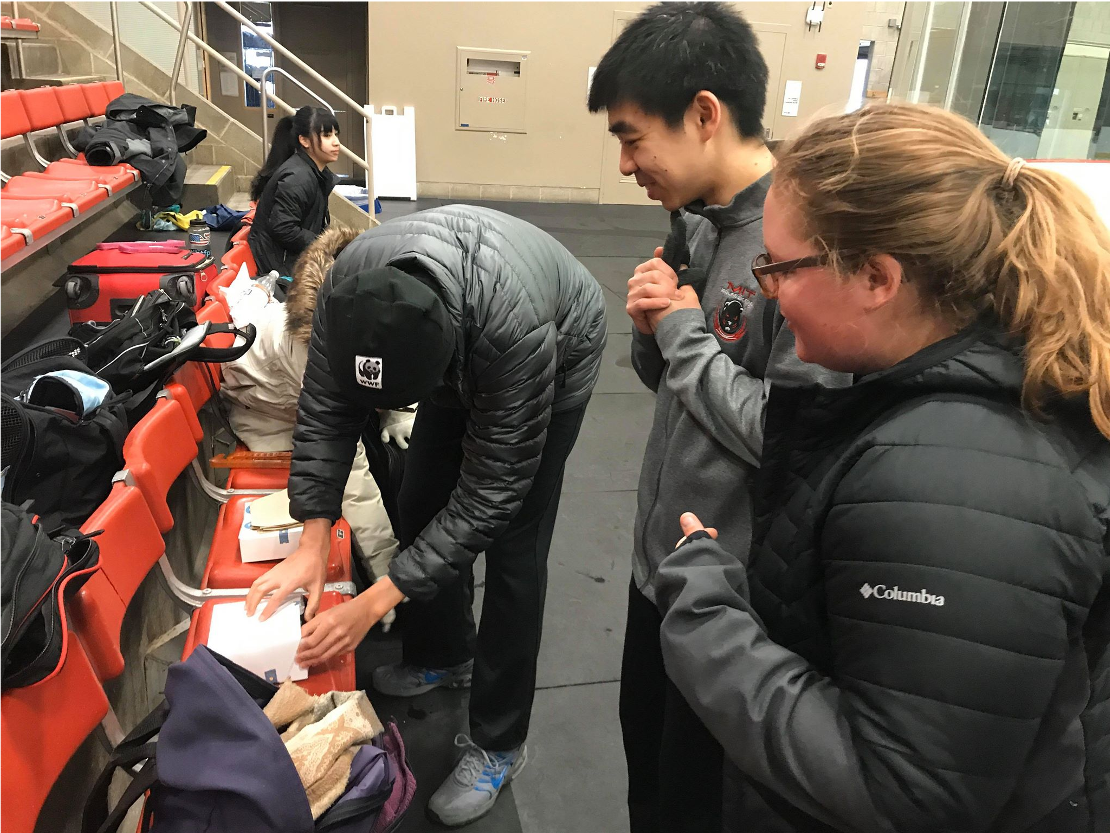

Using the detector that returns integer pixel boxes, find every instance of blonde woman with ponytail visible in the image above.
[649,103,1110,832]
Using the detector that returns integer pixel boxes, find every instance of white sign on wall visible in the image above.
[782,80,802,117]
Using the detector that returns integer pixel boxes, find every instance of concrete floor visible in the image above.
[362,197,669,833]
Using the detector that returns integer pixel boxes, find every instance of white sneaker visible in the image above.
[425,735,527,827]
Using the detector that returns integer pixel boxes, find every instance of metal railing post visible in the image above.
[109,2,123,82]
[11,0,24,78]
[213,1,372,124]
[169,1,194,106]
[261,66,336,161]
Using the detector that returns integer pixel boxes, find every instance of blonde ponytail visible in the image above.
[774,103,1110,439]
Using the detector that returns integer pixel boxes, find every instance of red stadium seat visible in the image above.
[4,175,108,213]
[121,397,199,533]
[0,636,108,833]
[201,495,350,590]
[1,226,26,260]
[53,84,92,123]
[0,198,73,242]
[81,82,110,118]
[70,483,167,681]
[0,89,32,139]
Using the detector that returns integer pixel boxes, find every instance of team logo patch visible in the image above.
[713,281,758,342]
[355,355,383,389]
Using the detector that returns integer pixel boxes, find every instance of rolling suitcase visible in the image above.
[61,242,216,324]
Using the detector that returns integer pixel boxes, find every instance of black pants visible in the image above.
[620,579,724,833]
[395,400,587,752]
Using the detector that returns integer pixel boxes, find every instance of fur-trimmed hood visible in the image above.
[284,225,362,344]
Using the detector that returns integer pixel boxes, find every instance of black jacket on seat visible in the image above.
[287,205,608,601]
[654,323,1110,833]
[248,149,337,276]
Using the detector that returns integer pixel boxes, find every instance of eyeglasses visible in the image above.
[751,252,831,298]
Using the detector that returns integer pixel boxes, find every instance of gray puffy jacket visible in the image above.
[288,205,607,599]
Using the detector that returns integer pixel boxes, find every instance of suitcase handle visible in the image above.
[69,255,216,274]
[95,241,186,253]
[190,322,257,364]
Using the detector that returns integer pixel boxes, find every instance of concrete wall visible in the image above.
[366,2,866,203]
[75,0,205,94]
[861,1,906,97]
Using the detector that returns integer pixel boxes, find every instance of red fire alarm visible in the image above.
[815,53,827,69]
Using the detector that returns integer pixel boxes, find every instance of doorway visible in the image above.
[270,2,369,183]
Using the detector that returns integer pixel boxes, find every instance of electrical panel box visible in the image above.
[456,47,529,133]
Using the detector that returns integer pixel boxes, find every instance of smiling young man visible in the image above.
[588,4,849,831]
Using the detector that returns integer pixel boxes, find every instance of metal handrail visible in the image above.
[136,0,373,184]
[10,0,24,78]
[260,66,334,159]
[213,0,373,185]
[109,2,123,82]
[168,1,195,106]
[213,1,373,126]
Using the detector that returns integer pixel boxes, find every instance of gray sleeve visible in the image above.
[652,303,849,465]
[631,329,665,393]
[654,537,892,833]
[651,308,769,466]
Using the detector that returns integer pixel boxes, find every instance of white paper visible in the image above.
[220,71,238,97]
[782,80,802,117]
[207,598,308,683]
[219,52,239,97]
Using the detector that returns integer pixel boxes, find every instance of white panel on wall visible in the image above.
[75,1,204,94]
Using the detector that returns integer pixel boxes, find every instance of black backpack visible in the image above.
[1,338,129,530]
[71,289,255,423]
[1,501,101,691]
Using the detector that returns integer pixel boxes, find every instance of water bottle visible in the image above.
[234,270,281,321]
[187,218,211,258]
[254,271,279,295]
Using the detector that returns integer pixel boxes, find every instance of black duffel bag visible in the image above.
[1,501,101,691]
[1,338,129,530]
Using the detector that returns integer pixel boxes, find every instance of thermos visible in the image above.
[188,218,211,257]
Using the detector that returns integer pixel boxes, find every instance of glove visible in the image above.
[379,407,417,450]
[661,210,709,299]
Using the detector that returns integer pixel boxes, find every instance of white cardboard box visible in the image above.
[239,502,303,563]
[206,598,308,683]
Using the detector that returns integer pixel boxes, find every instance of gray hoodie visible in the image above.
[631,172,847,604]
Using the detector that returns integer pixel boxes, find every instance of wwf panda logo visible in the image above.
[355,355,383,389]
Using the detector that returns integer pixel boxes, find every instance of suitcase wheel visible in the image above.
[63,275,98,310]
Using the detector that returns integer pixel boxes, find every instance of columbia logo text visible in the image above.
[859,583,945,606]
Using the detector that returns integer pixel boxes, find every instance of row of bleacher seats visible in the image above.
[0,217,361,833]
[0,15,39,32]
[1,81,133,261]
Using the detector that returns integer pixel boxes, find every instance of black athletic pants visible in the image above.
[620,578,724,832]
[394,400,587,752]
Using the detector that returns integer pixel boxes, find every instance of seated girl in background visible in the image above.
[248,105,340,276]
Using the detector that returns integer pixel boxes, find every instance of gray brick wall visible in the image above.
[861,1,906,97]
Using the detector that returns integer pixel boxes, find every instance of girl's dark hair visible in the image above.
[249,106,340,200]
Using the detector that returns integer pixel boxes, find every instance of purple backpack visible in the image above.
[81,646,415,833]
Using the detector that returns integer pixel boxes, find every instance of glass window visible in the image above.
[242,21,275,108]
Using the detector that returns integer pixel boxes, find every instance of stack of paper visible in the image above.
[206,597,308,683]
